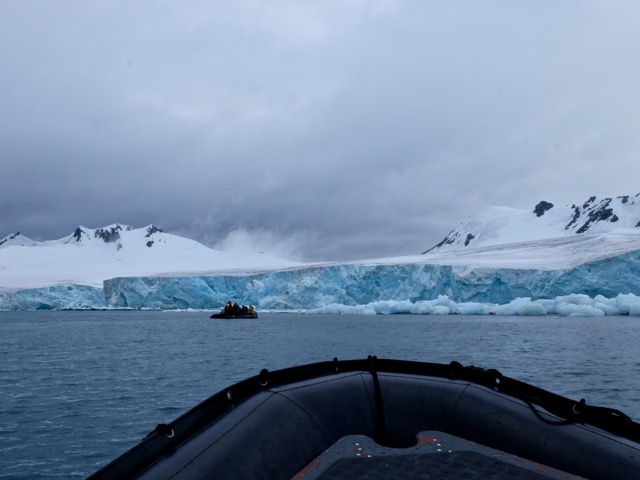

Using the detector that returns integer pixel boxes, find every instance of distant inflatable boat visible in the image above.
[88,357,640,479]
[209,312,258,319]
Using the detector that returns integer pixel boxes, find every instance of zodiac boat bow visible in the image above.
[88,357,640,479]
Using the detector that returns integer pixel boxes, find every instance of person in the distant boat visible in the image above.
[224,301,233,314]
[241,305,249,315]
[248,305,255,314]
[233,303,241,315]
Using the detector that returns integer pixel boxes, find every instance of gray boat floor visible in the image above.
[293,431,586,480]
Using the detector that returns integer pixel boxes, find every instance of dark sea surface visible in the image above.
[2,310,640,479]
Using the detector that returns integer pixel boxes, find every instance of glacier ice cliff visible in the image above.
[0,285,104,311]
[3,251,640,315]
[99,250,640,315]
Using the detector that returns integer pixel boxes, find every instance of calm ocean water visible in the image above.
[2,310,640,479]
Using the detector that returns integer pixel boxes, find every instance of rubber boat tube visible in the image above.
[88,357,640,479]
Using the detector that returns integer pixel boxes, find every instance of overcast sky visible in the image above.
[2,1,640,261]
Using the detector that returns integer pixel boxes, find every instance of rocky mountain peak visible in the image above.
[426,194,640,253]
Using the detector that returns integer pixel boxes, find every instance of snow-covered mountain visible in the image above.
[3,195,640,314]
[413,195,640,271]
[0,231,37,248]
[426,195,640,252]
[0,224,302,289]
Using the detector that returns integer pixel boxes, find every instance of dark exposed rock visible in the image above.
[533,201,554,217]
[145,225,163,237]
[146,240,154,248]
[73,227,85,242]
[575,198,617,234]
[565,197,619,232]
[0,232,20,247]
[422,231,457,253]
[423,230,475,252]
[576,224,590,234]
[464,233,475,246]
[95,226,122,243]
[565,207,581,230]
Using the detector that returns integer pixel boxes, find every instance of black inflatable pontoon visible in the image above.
[209,312,258,319]
[88,357,640,479]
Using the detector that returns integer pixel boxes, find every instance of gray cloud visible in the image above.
[2,1,640,261]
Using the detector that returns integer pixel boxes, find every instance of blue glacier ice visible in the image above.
[2,250,640,315]
[0,285,104,311]
[0,257,638,315]
[99,250,640,315]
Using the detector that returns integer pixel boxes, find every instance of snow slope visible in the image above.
[0,224,302,289]
[426,195,640,252]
